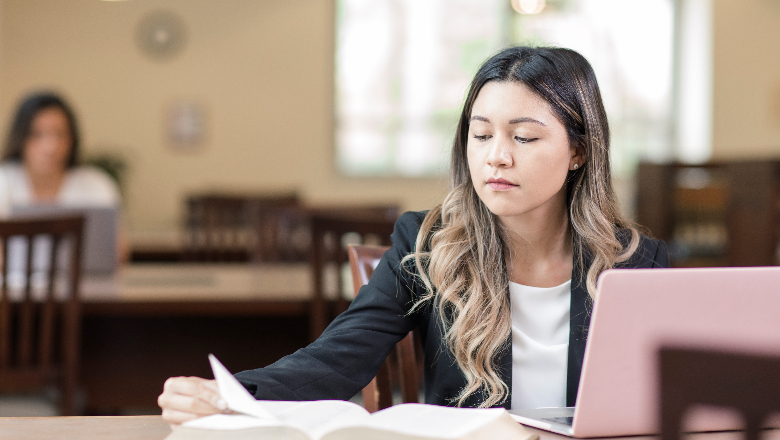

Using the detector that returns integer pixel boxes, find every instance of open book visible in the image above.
[165,355,539,440]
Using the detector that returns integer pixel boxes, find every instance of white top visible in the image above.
[0,162,121,217]
[510,279,571,411]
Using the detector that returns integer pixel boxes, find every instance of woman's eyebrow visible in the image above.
[469,115,546,126]
[508,116,546,126]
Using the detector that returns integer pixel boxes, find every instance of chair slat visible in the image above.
[38,233,61,367]
[18,233,35,367]
[396,332,419,403]
[0,237,10,369]
[61,227,83,416]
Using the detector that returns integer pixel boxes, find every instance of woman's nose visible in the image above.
[33,132,65,151]
[486,138,513,168]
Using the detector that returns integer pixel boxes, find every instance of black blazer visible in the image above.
[235,211,670,409]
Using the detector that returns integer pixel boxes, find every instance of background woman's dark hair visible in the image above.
[2,92,81,168]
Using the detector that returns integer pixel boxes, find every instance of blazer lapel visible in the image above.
[497,341,513,409]
[566,252,593,406]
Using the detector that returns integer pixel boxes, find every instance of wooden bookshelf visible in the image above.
[637,160,780,267]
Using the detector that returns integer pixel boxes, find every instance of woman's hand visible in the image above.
[158,377,228,425]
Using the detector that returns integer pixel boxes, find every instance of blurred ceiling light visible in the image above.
[511,0,546,14]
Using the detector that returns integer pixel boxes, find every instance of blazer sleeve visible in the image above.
[234,211,426,401]
[652,239,670,268]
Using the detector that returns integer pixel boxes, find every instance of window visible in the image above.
[335,0,507,176]
[335,0,676,178]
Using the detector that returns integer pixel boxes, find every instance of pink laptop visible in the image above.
[511,267,780,437]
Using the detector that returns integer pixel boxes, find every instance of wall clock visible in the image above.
[136,10,187,61]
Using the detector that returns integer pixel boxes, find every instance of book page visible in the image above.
[355,404,503,437]
[170,423,310,440]
[181,400,371,440]
[184,414,283,431]
[209,354,276,420]
[328,404,534,440]
[206,354,371,437]
[258,400,371,439]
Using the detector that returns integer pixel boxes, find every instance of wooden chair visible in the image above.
[184,192,298,262]
[254,205,312,263]
[309,209,398,341]
[254,205,400,264]
[0,216,84,416]
[660,347,780,440]
[347,244,420,413]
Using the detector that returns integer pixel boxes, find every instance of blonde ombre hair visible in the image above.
[404,47,639,408]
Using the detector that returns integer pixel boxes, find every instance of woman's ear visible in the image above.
[569,144,586,171]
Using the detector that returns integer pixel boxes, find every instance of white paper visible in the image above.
[353,404,506,438]
[263,400,369,439]
[184,414,282,431]
[208,354,277,420]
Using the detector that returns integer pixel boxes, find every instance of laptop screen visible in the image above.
[9,205,118,276]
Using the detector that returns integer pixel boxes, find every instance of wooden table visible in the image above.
[0,416,170,440]
[78,263,315,414]
[81,262,312,315]
[2,416,777,440]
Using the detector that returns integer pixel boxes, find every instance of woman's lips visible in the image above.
[487,178,518,191]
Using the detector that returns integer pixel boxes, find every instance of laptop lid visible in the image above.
[10,205,118,275]
[570,266,780,437]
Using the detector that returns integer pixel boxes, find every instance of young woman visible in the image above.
[158,46,669,424]
[0,92,127,259]
[0,92,121,214]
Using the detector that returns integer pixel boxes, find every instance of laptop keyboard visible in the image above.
[541,416,574,426]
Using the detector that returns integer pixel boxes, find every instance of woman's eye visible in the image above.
[515,136,537,143]
[473,134,491,141]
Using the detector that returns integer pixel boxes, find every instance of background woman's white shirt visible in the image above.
[510,279,571,411]
[0,162,120,217]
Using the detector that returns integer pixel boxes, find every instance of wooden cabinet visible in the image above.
[636,161,780,267]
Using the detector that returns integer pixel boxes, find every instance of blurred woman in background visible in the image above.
[0,92,120,213]
[0,92,127,260]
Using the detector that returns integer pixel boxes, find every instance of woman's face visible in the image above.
[23,107,73,176]
[467,81,582,224]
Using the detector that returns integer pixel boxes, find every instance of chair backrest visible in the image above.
[0,216,84,415]
[184,193,298,262]
[347,244,419,413]
[254,205,311,263]
[309,209,397,341]
[347,245,387,296]
[660,347,780,440]
[253,205,400,264]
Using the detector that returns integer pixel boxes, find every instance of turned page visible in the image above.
[184,355,371,437]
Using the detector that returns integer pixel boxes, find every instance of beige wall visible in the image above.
[0,0,448,233]
[4,0,780,232]
[712,0,780,159]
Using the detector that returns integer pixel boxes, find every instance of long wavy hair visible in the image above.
[405,46,639,408]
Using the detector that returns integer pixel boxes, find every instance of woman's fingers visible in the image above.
[161,391,222,415]
[161,408,202,425]
[159,377,227,425]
